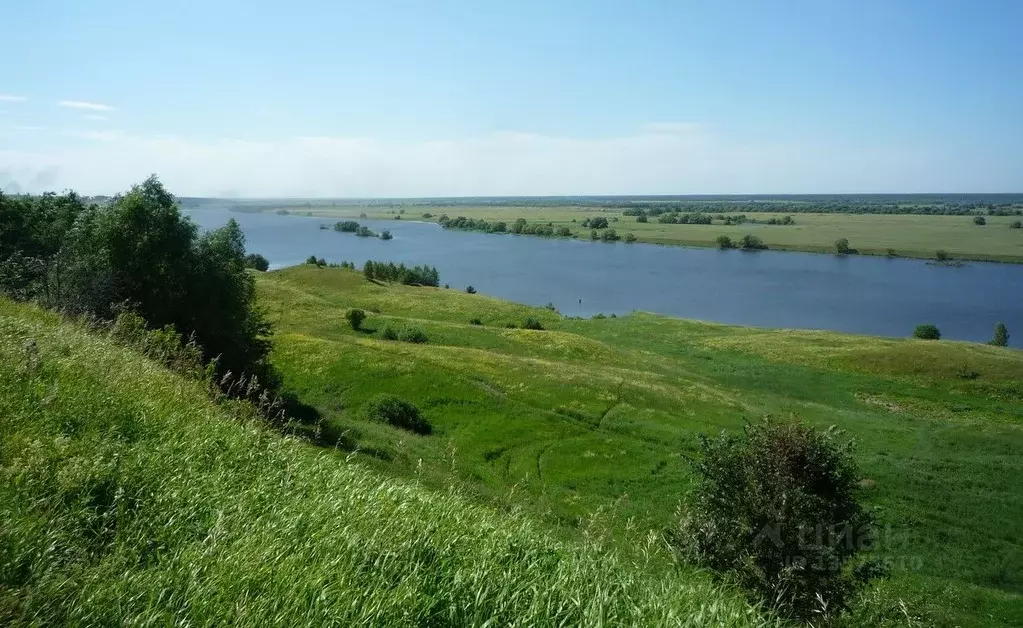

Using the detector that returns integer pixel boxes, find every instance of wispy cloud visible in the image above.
[83,114,110,121]
[58,100,115,112]
[0,94,28,103]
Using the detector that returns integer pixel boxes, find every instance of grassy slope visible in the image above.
[285,206,1023,262]
[258,266,1023,627]
[0,299,772,627]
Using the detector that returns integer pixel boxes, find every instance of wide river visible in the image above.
[187,208,1023,343]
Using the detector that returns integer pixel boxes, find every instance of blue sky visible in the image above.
[1,0,1020,196]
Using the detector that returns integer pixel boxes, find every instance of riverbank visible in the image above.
[256,265,1023,627]
[258,205,1023,263]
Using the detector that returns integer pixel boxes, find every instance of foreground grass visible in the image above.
[258,266,1023,627]
[280,205,1023,262]
[0,299,773,626]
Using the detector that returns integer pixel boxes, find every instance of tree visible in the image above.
[636,214,648,223]
[973,215,986,226]
[991,322,1010,347]
[1011,220,1022,229]
[522,317,544,330]
[379,230,393,240]
[739,234,766,250]
[834,238,851,255]
[465,285,476,294]
[244,253,270,271]
[913,323,941,340]
[334,220,359,232]
[715,235,733,249]
[935,250,950,261]
[624,232,637,243]
[345,308,366,330]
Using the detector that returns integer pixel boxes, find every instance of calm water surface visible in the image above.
[187,208,1023,343]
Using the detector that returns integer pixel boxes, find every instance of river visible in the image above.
[185,207,1023,343]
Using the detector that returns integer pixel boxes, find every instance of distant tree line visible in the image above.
[363,260,440,286]
[440,215,574,238]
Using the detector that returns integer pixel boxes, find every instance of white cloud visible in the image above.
[0,94,27,103]
[0,125,1014,196]
[83,114,110,121]
[58,100,116,112]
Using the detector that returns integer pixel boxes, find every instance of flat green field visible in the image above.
[283,205,1023,262]
[257,265,1023,627]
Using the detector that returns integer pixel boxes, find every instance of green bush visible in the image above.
[380,230,393,240]
[556,226,572,237]
[522,317,544,330]
[465,285,477,294]
[990,322,1010,347]
[935,250,950,261]
[739,234,766,250]
[672,419,877,619]
[469,318,483,325]
[345,309,366,330]
[381,325,398,340]
[834,238,851,255]
[244,253,270,271]
[362,393,431,435]
[398,325,428,344]
[1011,220,1022,229]
[636,215,648,223]
[334,220,359,232]
[624,232,637,243]
[973,215,986,226]
[913,324,941,340]
[885,248,897,258]
[716,235,733,249]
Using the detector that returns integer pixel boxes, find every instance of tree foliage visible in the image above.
[913,324,941,340]
[991,322,1010,347]
[363,260,439,286]
[671,419,877,619]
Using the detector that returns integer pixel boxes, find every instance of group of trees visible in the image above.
[716,234,768,250]
[657,212,713,225]
[363,260,439,286]
[0,176,276,391]
[332,220,380,238]
[911,322,1011,346]
[440,215,574,238]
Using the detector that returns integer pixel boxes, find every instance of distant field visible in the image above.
[268,205,1023,263]
[257,266,1023,627]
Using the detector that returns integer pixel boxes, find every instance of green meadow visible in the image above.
[285,205,1023,262]
[257,265,1023,626]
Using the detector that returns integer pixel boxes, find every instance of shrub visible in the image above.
[355,226,375,237]
[624,232,637,243]
[556,226,572,237]
[588,217,609,229]
[636,215,648,223]
[398,325,428,344]
[381,325,398,340]
[244,253,270,271]
[739,234,766,250]
[973,215,986,226]
[379,230,393,240]
[715,235,733,249]
[421,212,433,218]
[834,238,851,255]
[465,285,477,294]
[362,393,431,435]
[345,308,366,330]
[590,230,599,240]
[913,323,941,340]
[334,220,359,232]
[504,322,517,328]
[600,229,619,242]
[468,317,482,325]
[305,255,320,265]
[1011,220,1022,229]
[991,322,1010,347]
[885,248,897,258]
[522,317,544,330]
[671,419,877,619]
[935,250,950,261]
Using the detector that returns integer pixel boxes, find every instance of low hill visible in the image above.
[257,265,1023,627]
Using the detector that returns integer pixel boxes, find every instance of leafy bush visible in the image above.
[636,215,648,223]
[600,229,619,242]
[716,235,733,249]
[334,220,359,232]
[913,323,941,340]
[522,317,544,330]
[935,250,950,261]
[834,238,852,255]
[469,317,483,325]
[1011,220,1022,229]
[397,325,428,343]
[345,308,366,330]
[991,322,1010,347]
[244,253,270,271]
[380,230,393,240]
[588,217,609,229]
[973,215,986,226]
[556,226,572,237]
[671,419,877,619]
[465,285,477,294]
[739,234,767,250]
[362,393,431,435]
[624,232,637,243]
[355,226,375,237]
[381,325,398,340]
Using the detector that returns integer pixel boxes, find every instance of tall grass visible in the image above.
[0,300,773,626]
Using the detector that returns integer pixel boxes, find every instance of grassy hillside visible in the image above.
[257,265,1023,627]
[0,299,772,626]
[273,206,1023,262]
